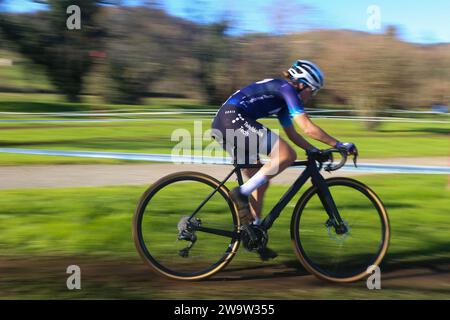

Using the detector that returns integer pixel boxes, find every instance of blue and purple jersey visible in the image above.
[222,78,305,128]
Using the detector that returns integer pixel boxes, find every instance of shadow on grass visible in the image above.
[206,241,450,283]
[205,262,310,282]
[381,242,450,273]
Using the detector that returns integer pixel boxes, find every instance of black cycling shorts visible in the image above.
[211,104,279,164]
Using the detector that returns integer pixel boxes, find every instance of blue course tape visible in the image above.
[0,148,449,174]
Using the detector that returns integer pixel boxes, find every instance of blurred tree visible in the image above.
[0,0,105,102]
[1,2,449,109]
[230,34,289,89]
[102,5,194,104]
[193,21,232,105]
[321,27,418,129]
[358,27,416,129]
[104,7,162,104]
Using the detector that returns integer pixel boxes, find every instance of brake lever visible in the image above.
[352,146,359,168]
[324,152,334,172]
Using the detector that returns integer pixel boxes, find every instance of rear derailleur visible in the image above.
[177,216,201,258]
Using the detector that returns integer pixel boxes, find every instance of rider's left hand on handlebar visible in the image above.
[306,147,332,162]
[305,147,321,156]
[335,141,358,155]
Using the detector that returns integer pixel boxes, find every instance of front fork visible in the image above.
[309,162,348,235]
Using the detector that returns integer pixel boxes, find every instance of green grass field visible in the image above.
[0,49,52,92]
[0,174,448,299]
[0,92,211,112]
[1,115,449,165]
[1,174,447,259]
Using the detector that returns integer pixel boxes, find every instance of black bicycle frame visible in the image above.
[189,158,346,239]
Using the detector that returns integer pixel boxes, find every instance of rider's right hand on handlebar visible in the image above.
[306,147,355,171]
[335,141,358,156]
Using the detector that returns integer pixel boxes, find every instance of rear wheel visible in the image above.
[291,177,390,282]
[133,172,240,280]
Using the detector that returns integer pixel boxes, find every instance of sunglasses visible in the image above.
[298,82,319,96]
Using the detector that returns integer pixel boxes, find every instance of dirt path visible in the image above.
[0,255,448,299]
[0,157,448,190]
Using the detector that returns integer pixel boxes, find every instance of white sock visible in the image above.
[253,217,261,225]
[240,171,268,196]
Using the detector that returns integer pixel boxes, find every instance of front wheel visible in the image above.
[291,177,390,283]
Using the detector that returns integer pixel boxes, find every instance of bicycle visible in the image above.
[132,148,390,282]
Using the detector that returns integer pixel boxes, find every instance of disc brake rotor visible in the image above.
[326,219,351,244]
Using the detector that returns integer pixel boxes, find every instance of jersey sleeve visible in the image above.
[278,81,305,124]
[277,108,293,128]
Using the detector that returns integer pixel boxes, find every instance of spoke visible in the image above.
[330,242,345,274]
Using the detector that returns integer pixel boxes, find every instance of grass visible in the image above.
[0,174,447,258]
[0,90,448,165]
[0,92,211,112]
[0,49,53,91]
[0,116,448,165]
[0,174,448,299]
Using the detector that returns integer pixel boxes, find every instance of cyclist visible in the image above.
[211,60,358,260]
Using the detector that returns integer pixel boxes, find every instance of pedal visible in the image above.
[257,247,278,261]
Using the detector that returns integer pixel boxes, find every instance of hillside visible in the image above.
[0,6,449,108]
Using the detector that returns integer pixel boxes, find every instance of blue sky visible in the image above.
[2,0,449,44]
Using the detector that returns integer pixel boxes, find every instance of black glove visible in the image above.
[306,147,331,162]
[306,147,320,156]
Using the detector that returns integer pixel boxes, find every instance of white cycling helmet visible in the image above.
[287,60,325,94]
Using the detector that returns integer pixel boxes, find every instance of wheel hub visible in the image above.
[325,218,351,244]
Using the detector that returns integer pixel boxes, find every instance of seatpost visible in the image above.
[233,136,238,166]
[232,136,245,185]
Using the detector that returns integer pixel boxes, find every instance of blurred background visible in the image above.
[0,0,449,299]
[0,0,449,115]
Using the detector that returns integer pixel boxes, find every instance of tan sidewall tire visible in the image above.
[290,177,390,283]
[132,171,241,281]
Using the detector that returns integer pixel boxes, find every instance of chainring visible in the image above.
[241,224,269,252]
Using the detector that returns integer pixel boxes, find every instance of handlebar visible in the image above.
[310,148,358,172]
